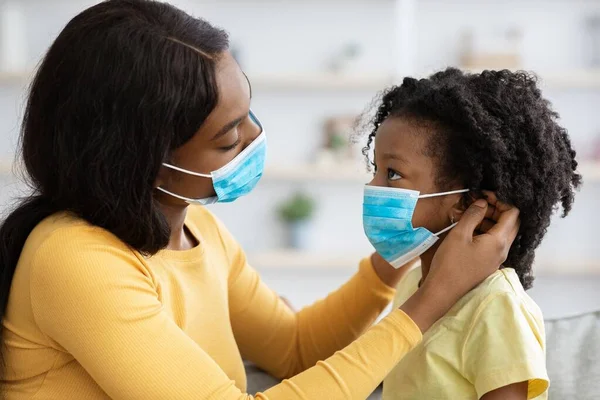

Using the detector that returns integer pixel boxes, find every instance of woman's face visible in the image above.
[369,117,464,235]
[156,52,262,204]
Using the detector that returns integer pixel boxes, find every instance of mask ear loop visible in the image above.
[434,221,459,236]
[423,189,469,236]
[155,186,197,202]
[162,163,212,178]
[418,188,470,199]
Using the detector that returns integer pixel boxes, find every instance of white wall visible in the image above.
[189,0,600,268]
[1,0,599,272]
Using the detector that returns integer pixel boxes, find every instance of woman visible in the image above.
[0,1,519,399]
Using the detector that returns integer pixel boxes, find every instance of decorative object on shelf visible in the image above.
[459,27,523,70]
[326,42,362,74]
[315,114,361,168]
[0,2,27,73]
[277,191,316,250]
[586,15,600,67]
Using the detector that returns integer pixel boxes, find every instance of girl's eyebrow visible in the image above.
[382,151,408,164]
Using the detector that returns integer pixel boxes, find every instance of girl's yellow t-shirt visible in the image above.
[383,265,549,399]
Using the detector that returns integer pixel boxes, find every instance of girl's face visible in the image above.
[156,51,262,204]
[369,117,465,236]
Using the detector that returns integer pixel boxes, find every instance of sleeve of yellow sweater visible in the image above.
[224,225,398,379]
[30,226,421,400]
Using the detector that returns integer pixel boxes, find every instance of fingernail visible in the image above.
[474,199,487,208]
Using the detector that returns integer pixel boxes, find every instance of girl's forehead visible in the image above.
[375,117,431,155]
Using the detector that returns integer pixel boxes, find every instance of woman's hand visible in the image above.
[400,193,520,332]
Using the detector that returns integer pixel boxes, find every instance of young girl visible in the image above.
[361,68,581,400]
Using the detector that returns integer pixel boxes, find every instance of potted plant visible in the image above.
[277,191,316,249]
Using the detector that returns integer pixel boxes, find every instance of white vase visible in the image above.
[288,220,311,250]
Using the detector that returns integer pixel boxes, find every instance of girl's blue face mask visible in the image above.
[157,110,266,205]
[363,185,469,269]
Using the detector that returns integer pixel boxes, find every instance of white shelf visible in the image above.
[249,72,393,91]
[463,68,600,89]
[542,70,600,89]
[249,69,600,91]
[579,162,600,181]
[249,249,600,275]
[3,69,600,90]
[262,162,600,183]
[536,260,600,276]
[249,250,364,270]
[0,158,13,175]
[0,70,392,90]
[0,69,32,84]
[263,163,371,182]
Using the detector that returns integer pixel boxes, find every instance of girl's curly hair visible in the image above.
[363,68,582,289]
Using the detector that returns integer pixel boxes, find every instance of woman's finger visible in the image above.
[482,190,513,213]
[478,218,496,233]
[486,205,521,245]
[455,201,494,221]
[453,199,488,240]
[485,204,496,220]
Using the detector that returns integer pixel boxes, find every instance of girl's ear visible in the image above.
[449,192,478,223]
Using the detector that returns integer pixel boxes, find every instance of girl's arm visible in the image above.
[480,382,528,400]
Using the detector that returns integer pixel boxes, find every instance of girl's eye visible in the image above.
[387,168,402,181]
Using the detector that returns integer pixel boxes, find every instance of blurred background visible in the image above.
[0,0,599,319]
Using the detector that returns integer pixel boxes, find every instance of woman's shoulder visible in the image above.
[26,212,129,252]
[22,211,141,274]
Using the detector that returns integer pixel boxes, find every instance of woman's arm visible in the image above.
[30,226,421,400]
[228,250,400,379]
[30,198,517,400]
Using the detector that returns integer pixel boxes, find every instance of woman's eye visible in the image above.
[219,137,241,152]
[387,168,402,181]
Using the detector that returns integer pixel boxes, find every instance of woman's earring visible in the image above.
[451,215,456,224]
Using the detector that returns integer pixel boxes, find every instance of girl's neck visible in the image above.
[418,241,442,282]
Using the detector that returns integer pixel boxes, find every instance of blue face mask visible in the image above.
[157,111,266,205]
[363,185,469,269]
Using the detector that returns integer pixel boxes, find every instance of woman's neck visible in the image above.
[157,201,197,251]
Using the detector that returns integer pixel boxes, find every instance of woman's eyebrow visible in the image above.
[211,115,245,141]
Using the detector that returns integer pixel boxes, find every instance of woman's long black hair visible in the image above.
[0,0,228,373]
